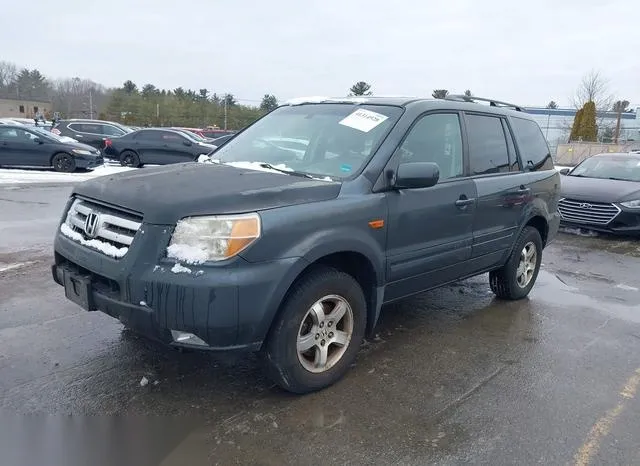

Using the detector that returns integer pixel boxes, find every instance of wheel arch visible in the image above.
[260,248,385,350]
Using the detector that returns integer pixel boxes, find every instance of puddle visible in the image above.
[534,270,640,323]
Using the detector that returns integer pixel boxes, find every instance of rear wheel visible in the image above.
[262,266,367,394]
[51,153,76,173]
[120,151,140,167]
[490,226,543,300]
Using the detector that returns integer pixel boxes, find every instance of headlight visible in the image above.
[167,213,261,263]
[72,149,92,156]
[620,199,640,209]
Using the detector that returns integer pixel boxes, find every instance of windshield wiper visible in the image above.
[259,163,314,179]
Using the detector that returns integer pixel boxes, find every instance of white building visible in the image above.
[524,106,640,154]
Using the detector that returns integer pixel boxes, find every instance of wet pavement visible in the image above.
[1,184,640,465]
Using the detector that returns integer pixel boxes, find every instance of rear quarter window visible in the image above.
[510,117,554,171]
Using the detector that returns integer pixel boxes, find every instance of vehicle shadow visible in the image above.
[47,275,539,418]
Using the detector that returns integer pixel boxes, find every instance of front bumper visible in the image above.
[74,154,104,169]
[53,222,301,352]
[560,209,640,236]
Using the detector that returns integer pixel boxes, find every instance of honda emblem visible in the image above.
[84,212,100,238]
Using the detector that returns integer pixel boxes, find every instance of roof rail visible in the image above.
[444,95,524,112]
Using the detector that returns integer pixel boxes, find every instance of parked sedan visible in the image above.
[103,128,217,167]
[558,152,640,236]
[0,125,103,172]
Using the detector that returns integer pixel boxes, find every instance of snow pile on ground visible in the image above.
[560,226,599,237]
[60,223,129,258]
[0,164,135,185]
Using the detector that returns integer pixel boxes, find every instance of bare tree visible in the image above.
[571,70,613,111]
[0,61,18,98]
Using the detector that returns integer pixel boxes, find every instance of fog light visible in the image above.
[170,330,208,347]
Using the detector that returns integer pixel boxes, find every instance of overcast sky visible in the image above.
[2,0,638,107]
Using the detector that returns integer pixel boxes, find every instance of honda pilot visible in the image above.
[52,95,561,393]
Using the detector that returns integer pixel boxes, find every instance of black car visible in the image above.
[104,128,217,167]
[52,95,560,393]
[0,125,103,172]
[52,119,134,151]
[558,152,640,235]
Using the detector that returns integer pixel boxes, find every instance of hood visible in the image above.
[561,175,640,203]
[72,162,341,224]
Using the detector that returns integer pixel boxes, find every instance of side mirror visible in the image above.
[183,140,192,146]
[33,137,43,144]
[559,168,570,175]
[394,162,440,189]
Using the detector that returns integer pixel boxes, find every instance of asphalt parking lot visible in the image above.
[1,183,640,465]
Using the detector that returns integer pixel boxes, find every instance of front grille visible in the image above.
[558,198,621,225]
[64,198,142,254]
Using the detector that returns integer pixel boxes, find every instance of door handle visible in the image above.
[74,134,83,138]
[455,197,476,208]
[509,185,531,195]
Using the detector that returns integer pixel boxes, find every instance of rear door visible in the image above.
[133,130,165,163]
[384,112,477,301]
[464,112,530,267]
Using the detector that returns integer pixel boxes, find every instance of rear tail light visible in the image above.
[51,128,61,135]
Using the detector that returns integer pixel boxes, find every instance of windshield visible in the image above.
[215,104,402,179]
[570,155,640,182]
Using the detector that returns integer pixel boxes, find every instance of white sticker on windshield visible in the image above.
[338,109,389,133]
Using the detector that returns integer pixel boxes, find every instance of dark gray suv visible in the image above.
[52,95,561,393]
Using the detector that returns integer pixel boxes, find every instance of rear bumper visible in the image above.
[53,223,303,352]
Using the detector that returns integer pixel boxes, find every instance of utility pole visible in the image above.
[89,89,93,119]
[224,96,228,130]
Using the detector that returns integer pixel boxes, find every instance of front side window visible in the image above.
[397,113,463,180]
[510,116,554,171]
[215,104,402,179]
[466,114,510,175]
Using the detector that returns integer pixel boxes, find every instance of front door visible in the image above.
[464,113,529,266]
[384,112,477,301]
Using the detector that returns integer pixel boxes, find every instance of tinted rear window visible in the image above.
[465,114,510,175]
[510,117,554,171]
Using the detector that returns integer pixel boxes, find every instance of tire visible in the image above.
[490,226,543,300]
[51,153,76,173]
[120,150,140,167]
[262,266,367,394]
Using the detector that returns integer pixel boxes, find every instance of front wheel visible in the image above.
[51,153,76,173]
[262,266,367,394]
[490,226,543,300]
